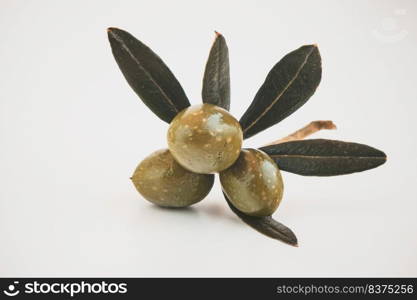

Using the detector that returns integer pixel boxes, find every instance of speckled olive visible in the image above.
[220,148,284,217]
[167,103,243,174]
[131,149,214,207]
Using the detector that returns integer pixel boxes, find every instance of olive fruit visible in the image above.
[131,149,214,207]
[167,103,243,174]
[220,149,284,217]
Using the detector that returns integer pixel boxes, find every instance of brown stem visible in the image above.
[263,120,337,146]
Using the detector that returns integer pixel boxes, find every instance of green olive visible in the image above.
[131,149,214,207]
[220,149,284,217]
[167,103,243,174]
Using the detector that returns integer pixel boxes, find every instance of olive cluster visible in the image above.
[132,103,284,216]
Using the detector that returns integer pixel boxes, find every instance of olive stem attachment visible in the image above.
[263,120,336,146]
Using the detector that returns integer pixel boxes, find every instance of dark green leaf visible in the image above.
[240,45,322,139]
[224,193,298,246]
[260,139,387,176]
[107,27,190,123]
[202,32,230,110]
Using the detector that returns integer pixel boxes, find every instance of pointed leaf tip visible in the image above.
[240,44,322,139]
[214,31,223,37]
[108,27,190,123]
[107,27,122,37]
[223,193,298,246]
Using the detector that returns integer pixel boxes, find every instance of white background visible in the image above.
[1,0,416,276]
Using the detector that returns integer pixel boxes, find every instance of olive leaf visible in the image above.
[239,45,322,139]
[260,139,387,176]
[223,193,298,246]
[202,32,230,110]
[108,27,190,123]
